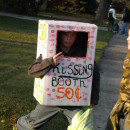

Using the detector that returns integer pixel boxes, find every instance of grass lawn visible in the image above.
[0,16,113,130]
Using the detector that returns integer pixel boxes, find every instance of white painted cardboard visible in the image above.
[33,20,97,106]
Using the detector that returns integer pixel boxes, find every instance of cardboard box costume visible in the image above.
[34,20,97,106]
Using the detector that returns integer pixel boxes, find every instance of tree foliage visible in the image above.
[0,0,99,15]
[48,0,99,15]
[0,0,39,15]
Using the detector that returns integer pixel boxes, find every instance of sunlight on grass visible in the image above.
[0,30,37,44]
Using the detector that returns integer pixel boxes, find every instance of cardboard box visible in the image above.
[34,20,97,106]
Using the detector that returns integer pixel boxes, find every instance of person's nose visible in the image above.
[66,35,71,40]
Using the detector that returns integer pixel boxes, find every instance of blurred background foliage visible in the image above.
[0,0,130,22]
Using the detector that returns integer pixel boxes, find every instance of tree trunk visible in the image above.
[39,0,48,11]
[96,0,112,22]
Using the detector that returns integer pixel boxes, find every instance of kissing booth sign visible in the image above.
[34,20,97,106]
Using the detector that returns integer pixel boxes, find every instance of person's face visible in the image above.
[127,29,130,50]
[60,32,77,48]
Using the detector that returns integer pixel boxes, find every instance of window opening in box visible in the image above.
[56,31,88,58]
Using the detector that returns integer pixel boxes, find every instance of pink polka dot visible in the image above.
[59,79,63,83]
[67,58,71,61]
[61,25,65,28]
[50,39,54,42]
[73,70,77,75]
[53,73,56,76]
[50,97,55,100]
[91,46,94,49]
[83,92,87,95]
[87,27,90,30]
[80,68,82,72]
[46,88,50,92]
[49,24,54,27]
[49,50,53,53]
[92,27,96,30]
[87,72,89,75]
[92,28,96,33]
[69,26,74,30]
[83,60,86,64]
[71,99,76,102]
[81,26,86,30]
[52,89,56,92]
[64,66,68,69]
[47,93,51,96]
[66,79,70,82]
[91,31,95,34]
[90,36,94,38]
[50,43,54,47]
[61,58,64,61]
[67,90,71,95]
[90,42,94,44]
[56,25,60,28]
[87,79,91,82]
[85,86,88,88]
[70,62,74,65]
[76,57,80,61]
[89,51,92,55]
[51,30,55,33]
[83,98,87,101]
[50,34,55,38]
[89,57,92,60]
[48,72,51,76]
